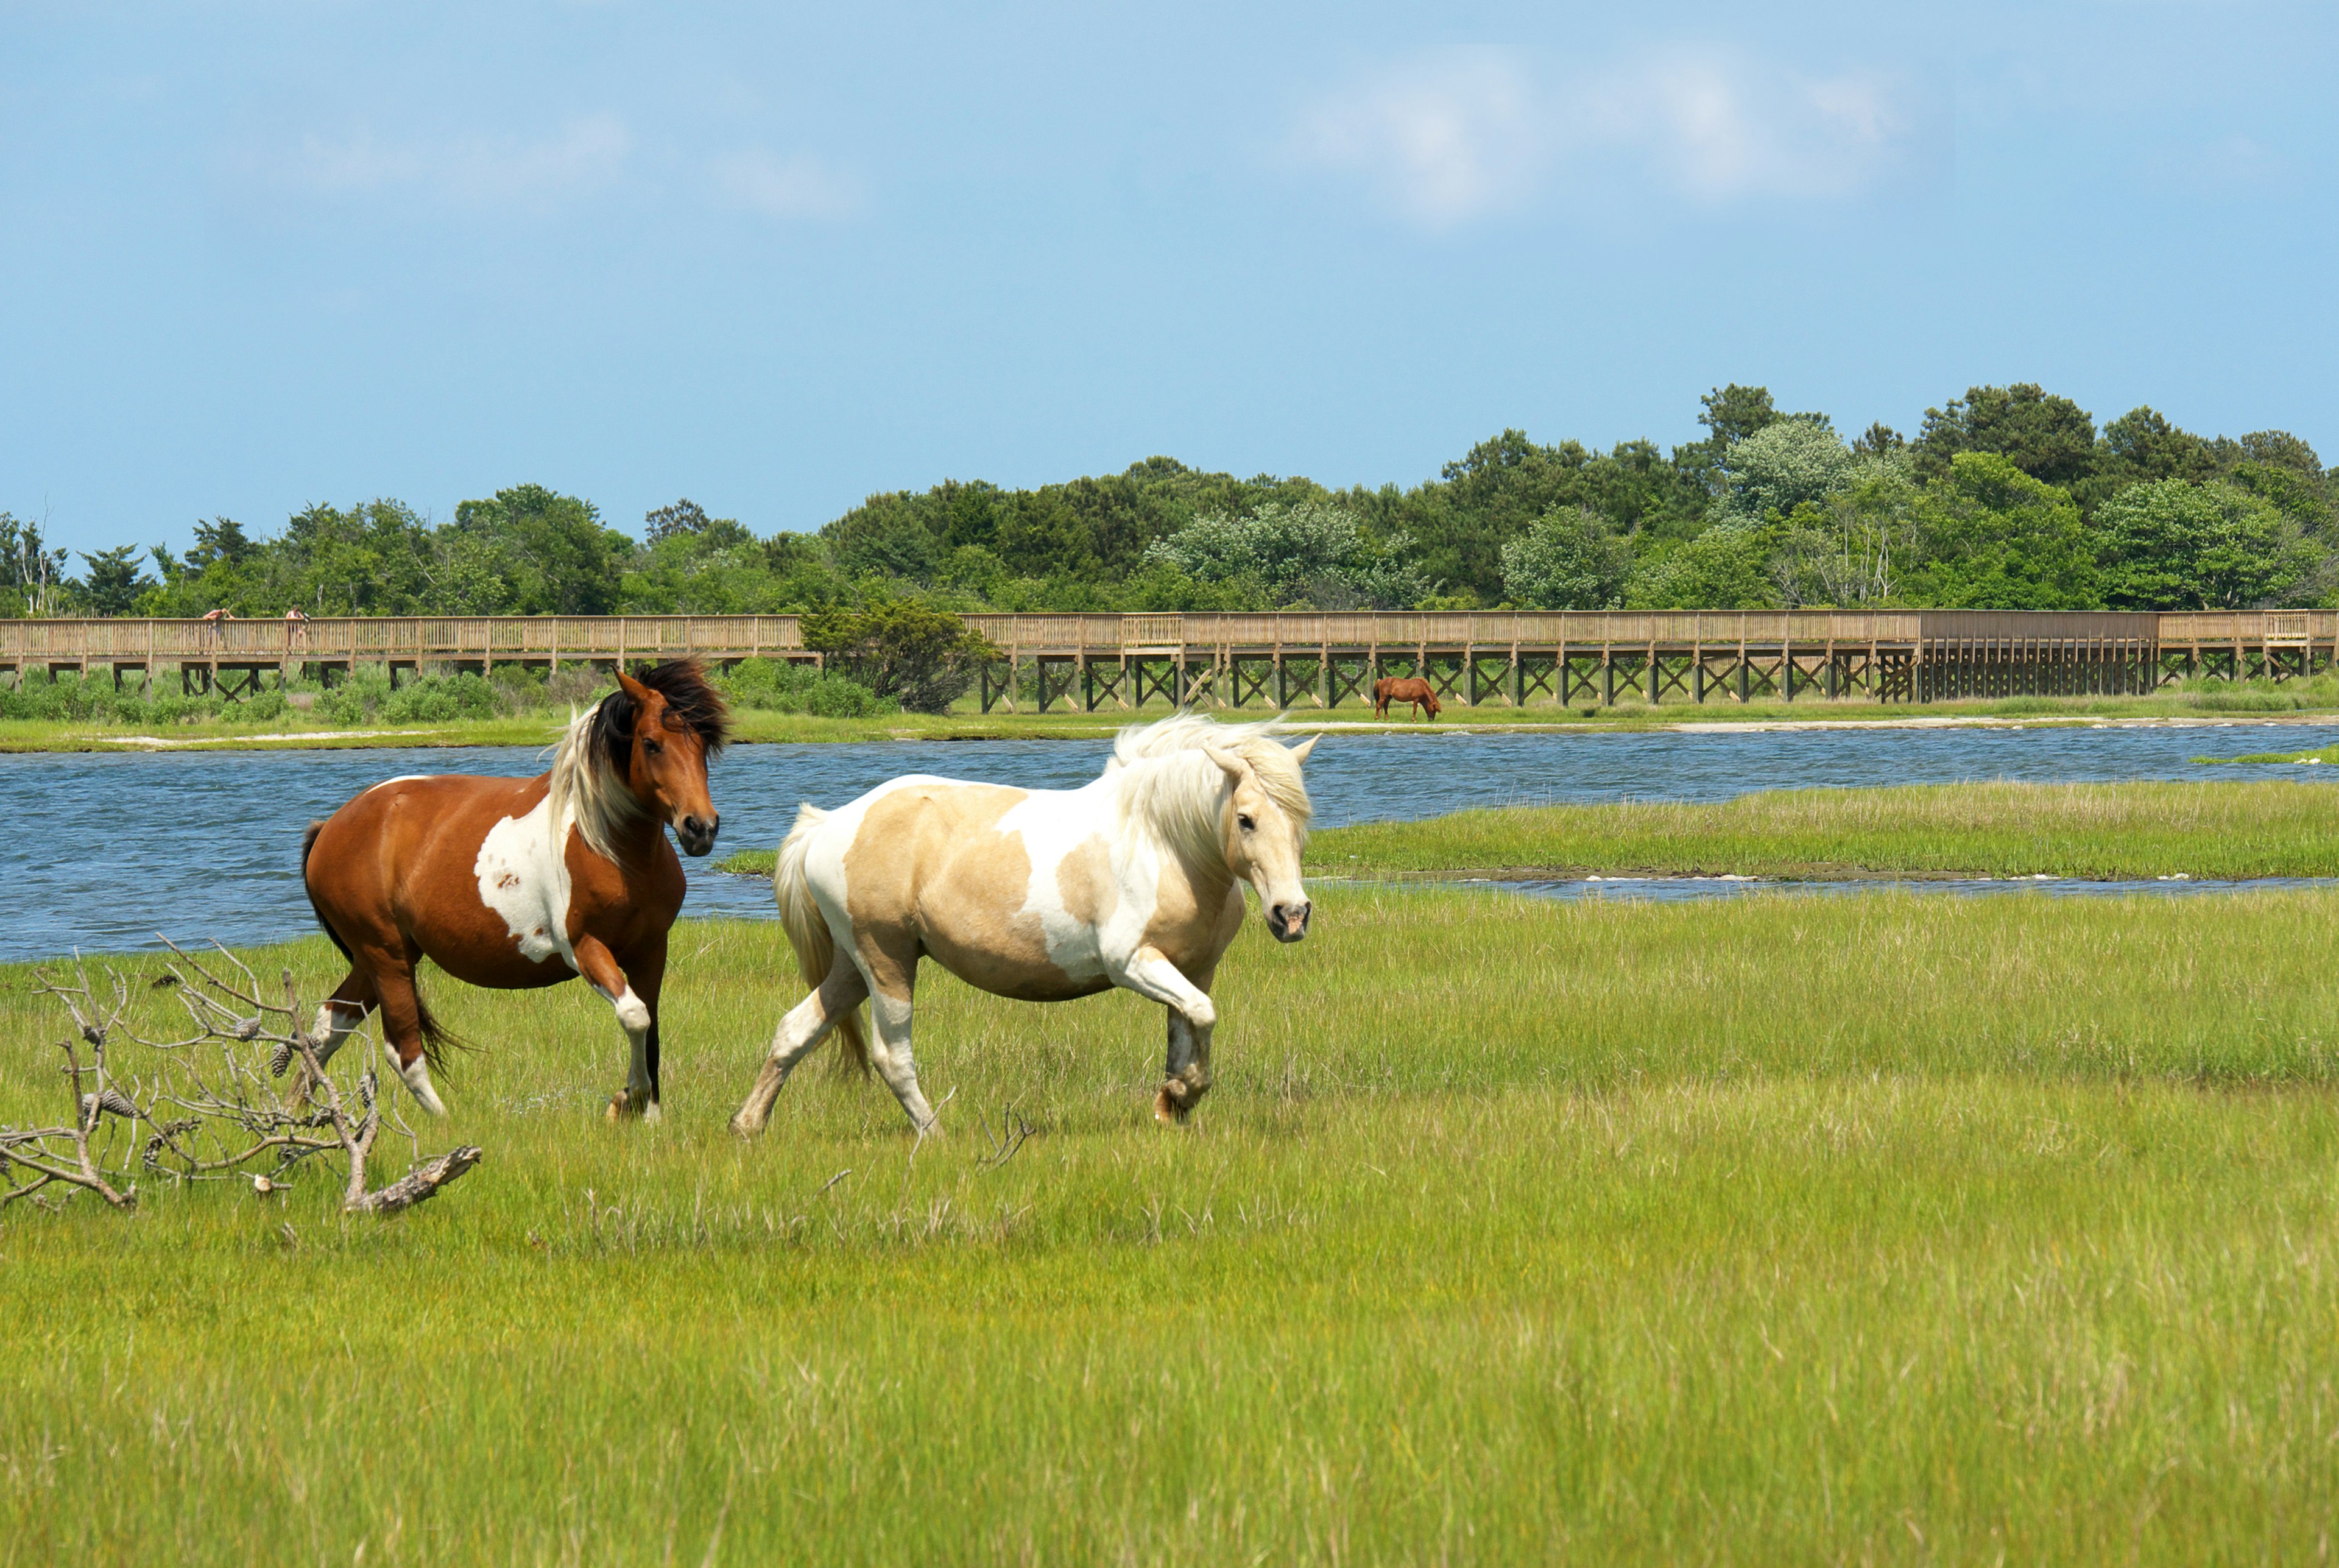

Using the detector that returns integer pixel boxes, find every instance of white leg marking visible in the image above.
[399,1054,448,1117]
[605,985,660,1121]
[732,966,869,1139]
[868,991,939,1134]
[310,1001,361,1066]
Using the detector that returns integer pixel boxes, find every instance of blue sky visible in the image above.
[4,1,2334,556]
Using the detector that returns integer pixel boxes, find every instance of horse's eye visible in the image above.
[645,739,665,755]
[1237,814,1255,832]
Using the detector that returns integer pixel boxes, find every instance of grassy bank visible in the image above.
[7,676,2339,752]
[1308,778,2339,881]
[710,777,2339,881]
[4,887,2337,1561]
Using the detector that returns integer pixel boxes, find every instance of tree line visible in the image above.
[5,383,2332,620]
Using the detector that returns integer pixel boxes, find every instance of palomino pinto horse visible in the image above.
[302,663,729,1120]
[1372,676,1441,721]
[729,715,1319,1137]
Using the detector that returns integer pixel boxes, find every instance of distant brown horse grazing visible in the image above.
[300,663,729,1121]
[1373,676,1441,721]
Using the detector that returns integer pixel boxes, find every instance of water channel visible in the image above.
[8,720,2337,961]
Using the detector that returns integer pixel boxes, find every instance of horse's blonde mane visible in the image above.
[545,699,641,861]
[1107,712,1313,870]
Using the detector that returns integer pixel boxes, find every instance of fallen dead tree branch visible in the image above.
[2,944,481,1218]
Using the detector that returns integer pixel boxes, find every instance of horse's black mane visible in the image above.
[593,659,732,771]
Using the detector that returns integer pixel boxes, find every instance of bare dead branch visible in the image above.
[5,948,479,1220]
[976,1103,1039,1171]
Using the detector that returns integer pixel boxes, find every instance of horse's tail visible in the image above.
[299,820,354,962]
[775,803,867,1076]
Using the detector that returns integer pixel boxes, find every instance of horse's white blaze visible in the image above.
[473,795,578,969]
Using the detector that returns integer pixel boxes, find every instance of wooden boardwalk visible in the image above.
[0,610,2329,708]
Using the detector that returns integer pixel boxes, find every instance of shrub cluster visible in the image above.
[711,658,898,718]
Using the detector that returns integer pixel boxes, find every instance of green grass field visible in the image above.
[4,879,2336,1563]
[1310,777,2339,880]
[708,777,2339,882]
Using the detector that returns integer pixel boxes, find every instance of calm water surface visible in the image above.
[7,722,2335,961]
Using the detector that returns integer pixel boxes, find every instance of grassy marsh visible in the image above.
[1305,778,2339,881]
[4,885,2337,1561]
[706,777,2339,881]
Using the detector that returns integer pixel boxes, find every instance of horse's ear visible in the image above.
[1288,733,1319,763]
[615,669,654,714]
[1202,744,1250,783]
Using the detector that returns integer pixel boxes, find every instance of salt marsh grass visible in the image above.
[1313,777,2339,880]
[2,886,2335,1562]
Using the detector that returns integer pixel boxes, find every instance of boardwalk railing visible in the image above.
[1,610,2329,710]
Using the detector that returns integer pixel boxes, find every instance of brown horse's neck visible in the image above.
[550,769,666,868]
[604,807,669,866]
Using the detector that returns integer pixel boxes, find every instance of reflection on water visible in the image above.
[9,720,2339,961]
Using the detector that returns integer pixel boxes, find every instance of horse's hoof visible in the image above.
[607,1091,657,1123]
[729,1112,763,1140]
[1153,1084,1191,1125]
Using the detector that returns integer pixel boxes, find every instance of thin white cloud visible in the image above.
[259,113,632,210]
[1287,52,1539,228]
[1590,55,1928,202]
[711,149,863,221]
[1289,48,1945,228]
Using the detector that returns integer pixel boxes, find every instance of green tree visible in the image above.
[1913,384,2098,489]
[801,599,995,713]
[75,545,155,616]
[0,513,69,616]
[2096,479,2316,610]
[1499,507,1633,609]
[1768,459,1920,608]
[1902,453,2100,610]
[643,498,716,544]
[1852,422,1905,457]
[1625,526,1776,610]
[184,517,259,571]
[1143,501,1427,609]
[1716,418,1857,524]
[450,485,629,614]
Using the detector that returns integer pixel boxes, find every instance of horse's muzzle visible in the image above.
[1268,900,1311,943]
[676,813,721,857]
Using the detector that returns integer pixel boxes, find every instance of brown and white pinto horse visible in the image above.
[1372,676,1441,721]
[301,662,729,1121]
[729,715,1319,1138]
